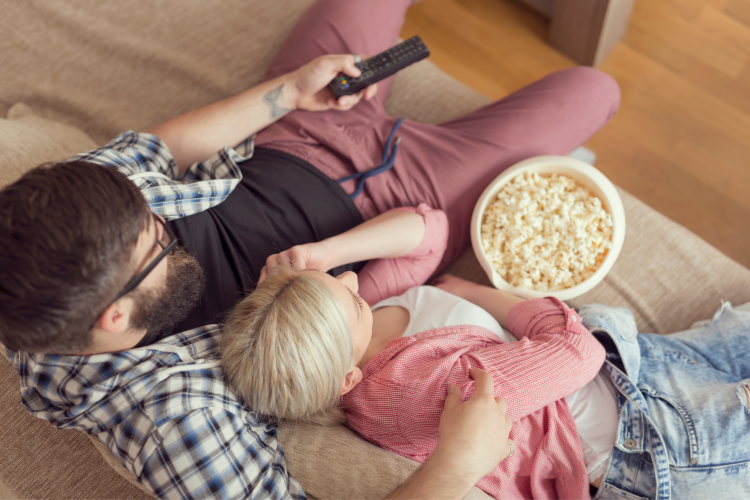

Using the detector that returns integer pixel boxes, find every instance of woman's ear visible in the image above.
[340,367,363,396]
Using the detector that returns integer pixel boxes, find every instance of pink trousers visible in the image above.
[255,0,621,270]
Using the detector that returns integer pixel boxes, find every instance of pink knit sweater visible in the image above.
[351,205,606,500]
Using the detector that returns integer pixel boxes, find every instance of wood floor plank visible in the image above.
[725,0,750,28]
[682,58,750,116]
[630,0,749,77]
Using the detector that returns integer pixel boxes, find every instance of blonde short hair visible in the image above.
[221,265,354,425]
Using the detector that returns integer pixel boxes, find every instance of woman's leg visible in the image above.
[641,304,750,381]
[634,325,750,498]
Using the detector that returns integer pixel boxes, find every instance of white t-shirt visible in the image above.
[373,286,618,483]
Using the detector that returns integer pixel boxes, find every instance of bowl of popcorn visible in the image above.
[471,156,626,301]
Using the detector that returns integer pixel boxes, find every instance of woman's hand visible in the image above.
[292,54,378,111]
[258,241,337,284]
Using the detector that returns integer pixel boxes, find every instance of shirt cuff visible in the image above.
[389,203,449,260]
[507,297,583,339]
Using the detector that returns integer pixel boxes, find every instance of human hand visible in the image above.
[258,241,336,284]
[292,54,378,112]
[433,368,513,483]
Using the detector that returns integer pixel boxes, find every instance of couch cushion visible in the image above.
[278,421,491,500]
[0,103,97,188]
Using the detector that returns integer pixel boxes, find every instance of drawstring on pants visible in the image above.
[338,118,403,199]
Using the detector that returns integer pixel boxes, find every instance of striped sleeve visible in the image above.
[467,297,606,419]
[357,203,448,305]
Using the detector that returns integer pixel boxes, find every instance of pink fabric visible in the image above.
[255,0,621,272]
[342,298,606,500]
[357,203,448,306]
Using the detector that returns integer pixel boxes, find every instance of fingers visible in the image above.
[331,92,363,110]
[443,383,463,412]
[335,54,361,79]
[363,83,378,101]
[287,247,309,271]
[265,253,283,271]
[495,395,508,414]
[469,368,495,399]
[258,265,269,284]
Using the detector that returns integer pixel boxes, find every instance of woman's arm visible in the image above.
[433,275,605,418]
[150,54,377,172]
[433,275,526,329]
[259,207,429,282]
[471,297,606,419]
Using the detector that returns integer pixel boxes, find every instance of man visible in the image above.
[1,150,512,500]
[0,0,618,497]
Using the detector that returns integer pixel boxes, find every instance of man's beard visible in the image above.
[129,247,205,336]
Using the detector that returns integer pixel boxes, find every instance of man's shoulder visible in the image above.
[9,324,249,432]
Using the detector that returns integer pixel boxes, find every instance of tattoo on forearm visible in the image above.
[263,84,291,119]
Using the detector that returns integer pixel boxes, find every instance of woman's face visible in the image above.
[307,270,373,364]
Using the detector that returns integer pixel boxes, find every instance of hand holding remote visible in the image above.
[292,54,378,112]
[328,36,430,99]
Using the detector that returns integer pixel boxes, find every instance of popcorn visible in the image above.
[480,171,613,291]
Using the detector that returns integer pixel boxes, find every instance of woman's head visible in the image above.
[221,265,372,424]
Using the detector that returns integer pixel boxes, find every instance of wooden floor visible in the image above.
[401,0,750,269]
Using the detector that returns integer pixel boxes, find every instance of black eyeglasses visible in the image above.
[86,215,177,333]
[113,215,177,302]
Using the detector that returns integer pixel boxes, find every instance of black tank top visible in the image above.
[137,147,364,346]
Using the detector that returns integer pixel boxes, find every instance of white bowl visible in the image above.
[470,155,626,301]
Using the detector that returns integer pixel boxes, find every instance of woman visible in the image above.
[223,205,612,499]
[222,204,750,500]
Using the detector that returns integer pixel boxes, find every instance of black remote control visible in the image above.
[328,36,430,99]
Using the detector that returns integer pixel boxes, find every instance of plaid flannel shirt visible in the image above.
[69,130,252,220]
[7,133,305,499]
[7,326,305,500]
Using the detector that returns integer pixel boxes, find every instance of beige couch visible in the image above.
[3,1,750,499]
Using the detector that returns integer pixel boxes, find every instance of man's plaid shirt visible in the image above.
[7,133,305,500]
[69,130,251,220]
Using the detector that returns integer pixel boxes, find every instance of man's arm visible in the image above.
[150,54,377,172]
[386,369,513,500]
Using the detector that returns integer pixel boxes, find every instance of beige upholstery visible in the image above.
[2,1,750,499]
[0,103,98,187]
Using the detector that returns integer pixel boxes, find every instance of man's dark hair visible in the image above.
[0,161,152,353]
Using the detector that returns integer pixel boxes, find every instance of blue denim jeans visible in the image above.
[580,302,750,500]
